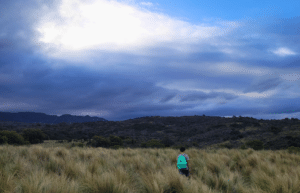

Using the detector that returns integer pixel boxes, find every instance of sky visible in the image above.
[0,0,300,122]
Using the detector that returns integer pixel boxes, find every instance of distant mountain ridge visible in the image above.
[0,111,108,124]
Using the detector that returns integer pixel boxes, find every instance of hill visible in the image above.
[0,114,300,151]
[0,111,107,124]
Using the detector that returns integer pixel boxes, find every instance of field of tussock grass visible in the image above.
[0,140,300,193]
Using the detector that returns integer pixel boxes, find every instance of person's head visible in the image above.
[180,147,185,152]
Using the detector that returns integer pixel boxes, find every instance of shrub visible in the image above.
[146,139,165,148]
[171,144,184,150]
[161,136,174,147]
[0,135,8,145]
[230,123,238,128]
[230,129,243,140]
[171,142,191,150]
[71,142,85,148]
[78,142,85,147]
[222,136,230,141]
[192,142,199,147]
[23,141,31,146]
[240,144,247,149]
[218,142,233,149]
[86,140,92,147]
[140,139,165,148]
[211,124,227,129]
[109,135,123,147]
[245,140,264,150]
[287,146,300,155]
[119,136,128,140]
[91,135,111,148]
[110,145,121,149]
[287,136,300,148]
[32,139,40,144]
[21,128,47,144]
[252,122,261,127]
[140,142,147,148]
[82,136,88,141]
[123,137,137,145]
[230,123,242,129]
[0,130,27,145]
[124,138,132,144]
[269,126,282,135]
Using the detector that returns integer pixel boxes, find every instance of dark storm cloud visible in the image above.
[243,77,282,94]
[0,0,299,121]
[180,91,238,102]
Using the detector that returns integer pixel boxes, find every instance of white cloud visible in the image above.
[270,47,297,57]
[214,62,271,75]
[34,0,242,61]
[279,73,300,81]
[140,2,153,6]
[157,81,278,99]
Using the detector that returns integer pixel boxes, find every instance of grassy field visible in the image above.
[0,140,300,193]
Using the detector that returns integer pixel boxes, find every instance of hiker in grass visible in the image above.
[177,147,191,180]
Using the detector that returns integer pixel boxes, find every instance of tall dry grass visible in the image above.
[0,141,300,193]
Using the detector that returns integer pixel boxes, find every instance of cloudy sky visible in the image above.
[1,0,300,121]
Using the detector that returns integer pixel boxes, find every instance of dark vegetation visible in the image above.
[0,111,107,124]
[1,115,300,154]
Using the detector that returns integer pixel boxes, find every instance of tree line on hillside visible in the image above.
[1,127,300,155]
[0,127,177,149]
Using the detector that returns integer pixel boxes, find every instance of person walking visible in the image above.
[177,146,191,180]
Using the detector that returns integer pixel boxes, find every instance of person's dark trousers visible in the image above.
[179,168,190,179]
